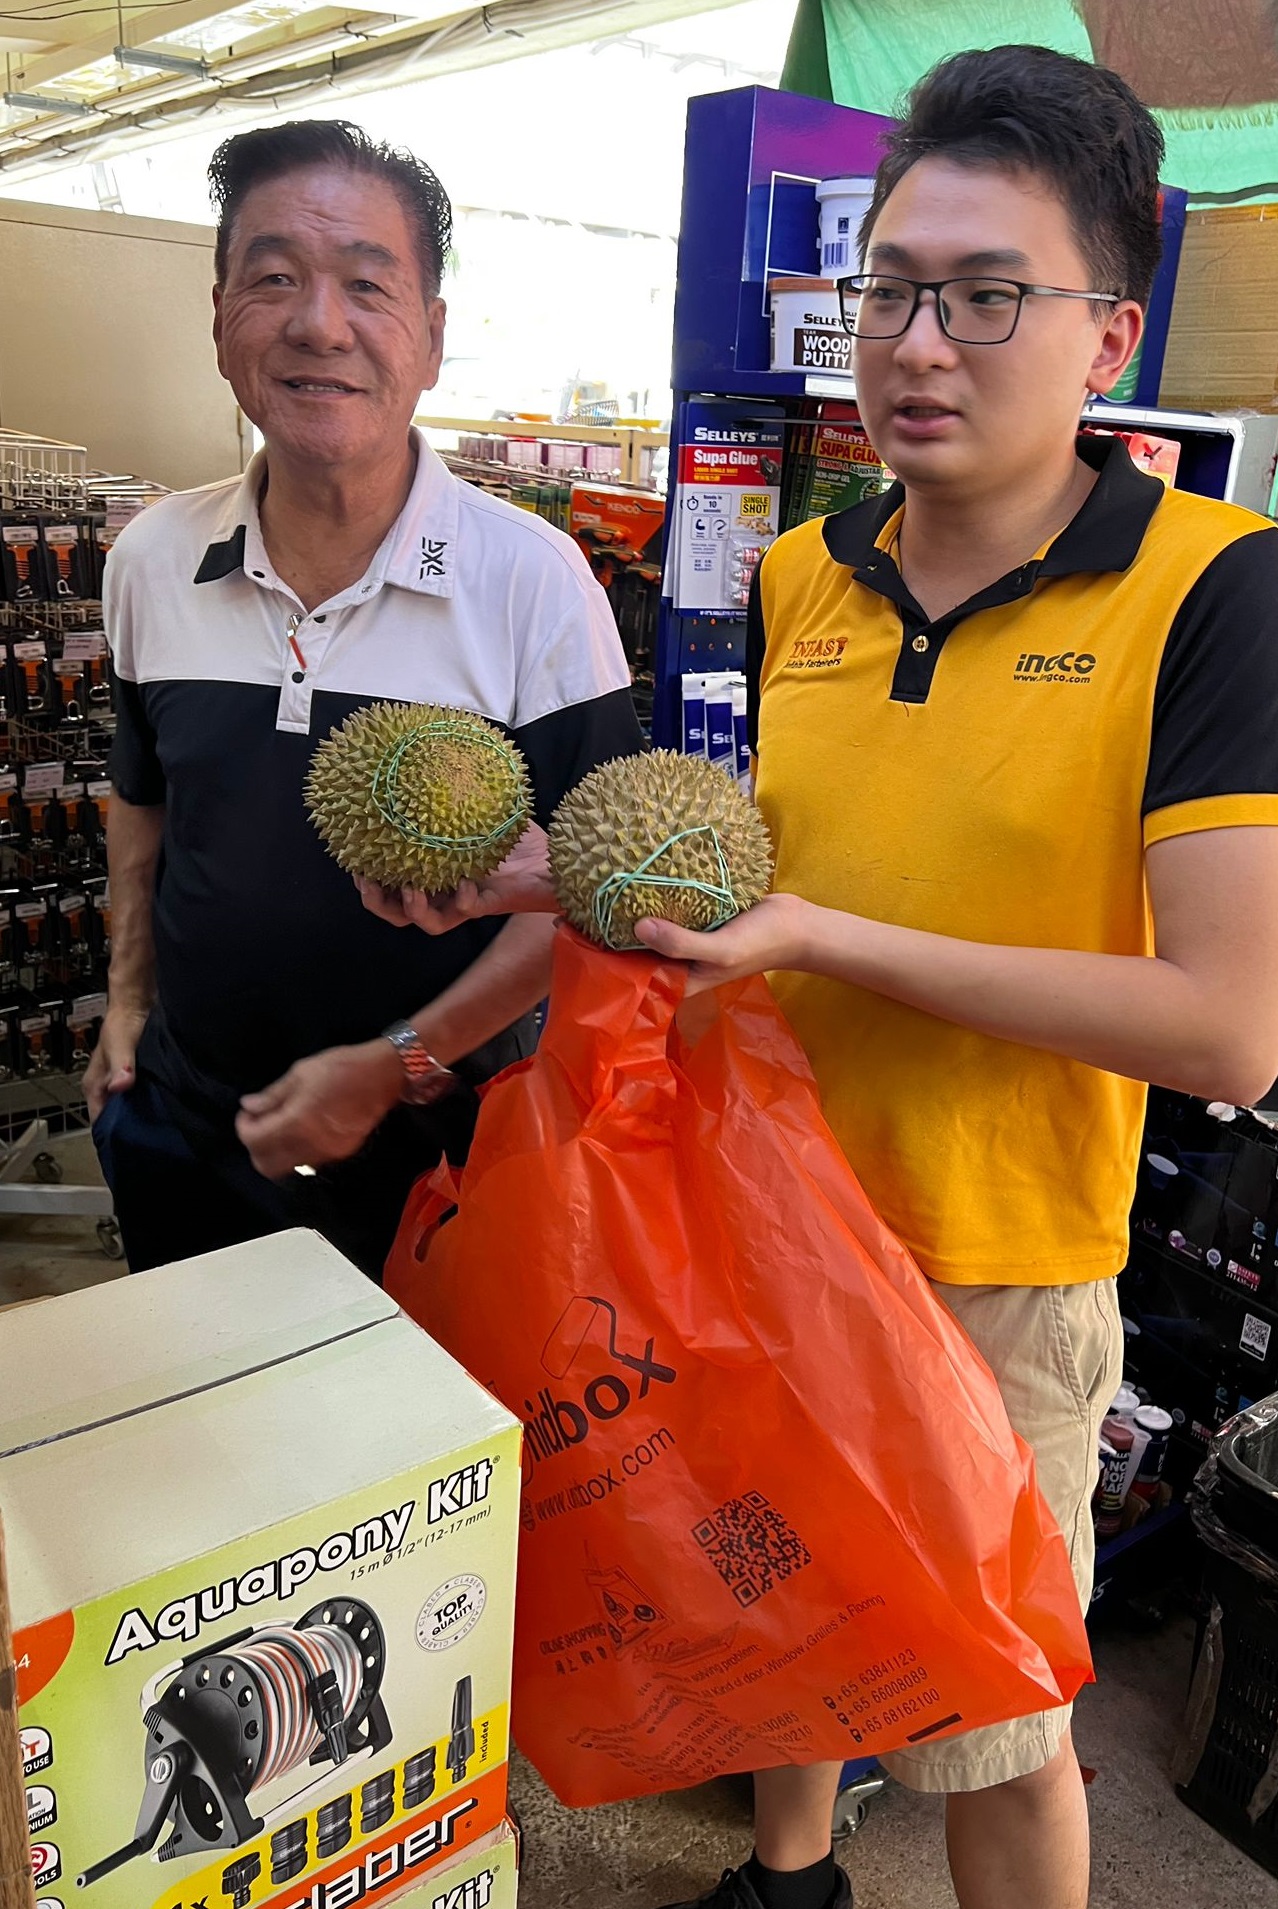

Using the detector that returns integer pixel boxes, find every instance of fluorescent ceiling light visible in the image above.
[114,46,210,80]
[3,91,94,117]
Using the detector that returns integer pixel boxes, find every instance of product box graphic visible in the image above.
[1131,1087,1278,1311]
[1118,1242,1274,1449]
[0,1229,520,1909]
[669,400,784,613]
[384,1820,517,1908]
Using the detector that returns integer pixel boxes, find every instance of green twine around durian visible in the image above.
[371,718,529,855]
[591,824,739,950]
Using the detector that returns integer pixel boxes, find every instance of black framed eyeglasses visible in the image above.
[836,274,1121,345]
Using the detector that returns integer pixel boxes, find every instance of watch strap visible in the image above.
[381,1021,458,1106]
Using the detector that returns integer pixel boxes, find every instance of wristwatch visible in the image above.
[381,1021,459,1106]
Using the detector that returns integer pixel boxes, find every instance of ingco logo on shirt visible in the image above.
[784,634,850,671]
[1013,650,1097,685]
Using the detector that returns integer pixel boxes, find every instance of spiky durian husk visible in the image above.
[305,701,531,890]
[548,750,774,949]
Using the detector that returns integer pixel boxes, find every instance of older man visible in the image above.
[87,119,642,1276]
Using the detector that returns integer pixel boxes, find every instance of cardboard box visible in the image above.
[1,1230,520,1909]
[1159,204,1278,412]
[385,1820,518,1908]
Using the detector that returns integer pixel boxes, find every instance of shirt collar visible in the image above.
[821,434,1166,580]
[193,428,459,598]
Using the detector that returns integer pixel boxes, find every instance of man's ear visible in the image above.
[212,282,226,378]
[1086,300,1144,397]
[420,296,447,393]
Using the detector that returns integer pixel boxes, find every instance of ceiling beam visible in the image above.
[0,0,751,175]
[14,1,258,94]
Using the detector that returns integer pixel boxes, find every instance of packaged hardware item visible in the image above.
[388,930,1092,1807]
[3,1231,519,1909]
[569,485,664,674]
[785,419,889,528]
[702,671,737,774]
[768,279,853,376]
[670,403,783,614]
[815,175,875,278]
[1,522,45,601]
[680,674,708,757]
[41,522,88,600]
[382,1819,518,1908]
[732,678,750,792]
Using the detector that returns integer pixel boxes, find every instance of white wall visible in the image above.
[0,199,247,492]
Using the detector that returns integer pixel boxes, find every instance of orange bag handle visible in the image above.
[403,1156,462,1267]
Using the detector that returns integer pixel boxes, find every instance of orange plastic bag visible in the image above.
[387,927,1092,1806]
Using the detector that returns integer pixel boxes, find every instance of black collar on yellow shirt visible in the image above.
[820,435,1166,704]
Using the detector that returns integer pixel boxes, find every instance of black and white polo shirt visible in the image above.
[105,430,643,1102]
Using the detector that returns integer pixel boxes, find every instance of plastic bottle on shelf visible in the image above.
[1110,1382,1141,1422]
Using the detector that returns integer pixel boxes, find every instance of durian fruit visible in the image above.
[305,701,531,890]
[549,750,774,950]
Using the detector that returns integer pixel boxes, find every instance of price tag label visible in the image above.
[23,763,66,795]
[61,633,107,662]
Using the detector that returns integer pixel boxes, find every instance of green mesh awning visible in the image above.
[782,0,1278,201]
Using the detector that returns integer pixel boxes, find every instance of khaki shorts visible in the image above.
[879,1278,1125,1795]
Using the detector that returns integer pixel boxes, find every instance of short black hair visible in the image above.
[860,45,1165,307]
[209,119,452,296]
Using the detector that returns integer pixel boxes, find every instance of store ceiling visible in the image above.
[0,0,747,177]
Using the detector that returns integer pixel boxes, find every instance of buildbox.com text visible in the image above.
[531,1427,676,1523]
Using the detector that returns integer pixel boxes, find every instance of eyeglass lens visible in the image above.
[844,277,1024,343]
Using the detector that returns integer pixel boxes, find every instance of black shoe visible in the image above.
[659,1865,852,1909]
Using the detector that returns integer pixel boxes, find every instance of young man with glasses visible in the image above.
[632,43,1278,1909]
[365,43,1278,1909]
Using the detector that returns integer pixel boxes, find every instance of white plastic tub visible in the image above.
[768,278,853,375]
[815,174,876,276]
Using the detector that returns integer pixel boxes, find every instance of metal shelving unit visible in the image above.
[0,428,122,1255]
[414,413,668,489]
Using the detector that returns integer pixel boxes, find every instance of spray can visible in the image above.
[1094,1418,1135,1539]
[1127,1406,1173,1508]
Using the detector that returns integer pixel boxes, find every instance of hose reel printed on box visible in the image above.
[78,1597,391,1888]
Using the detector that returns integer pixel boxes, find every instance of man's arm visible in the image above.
[84,794,164,1120]
[635,825,1278,1108]
[235,911,555,1179]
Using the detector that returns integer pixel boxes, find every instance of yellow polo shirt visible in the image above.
[748,436,1278,1285]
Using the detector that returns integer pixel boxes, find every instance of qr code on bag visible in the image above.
[692,1491,812,1608]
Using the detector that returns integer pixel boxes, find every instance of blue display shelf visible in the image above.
[671,86,893,398]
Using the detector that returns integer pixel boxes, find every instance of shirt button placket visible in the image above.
[279,611,315,729]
